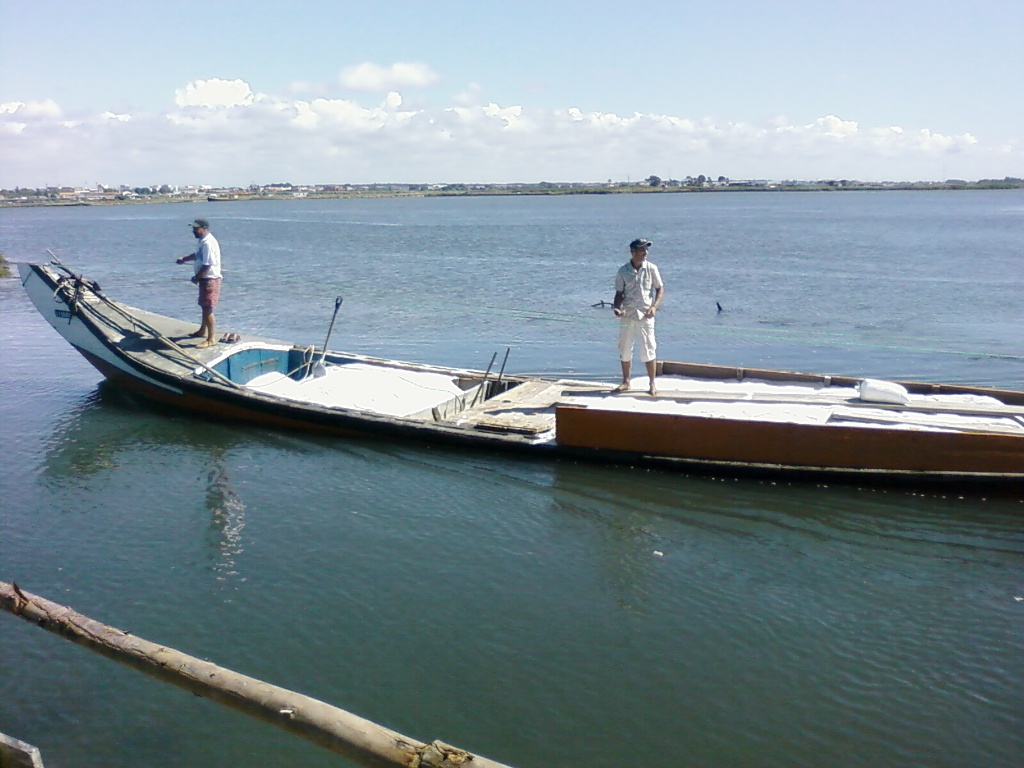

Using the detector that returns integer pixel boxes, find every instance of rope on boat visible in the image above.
[44,260,242,390]
[101,300,243,389]
[242,345,320,389]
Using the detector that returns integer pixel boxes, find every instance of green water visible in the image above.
[1,191,1022,767]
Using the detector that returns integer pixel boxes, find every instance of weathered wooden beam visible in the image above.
[0,732,45,768]
[0,581,514,768]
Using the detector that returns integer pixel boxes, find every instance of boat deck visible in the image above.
[91,297,1024,440]
[102,300,277,373]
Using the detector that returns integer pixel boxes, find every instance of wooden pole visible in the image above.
[0,581,515,768]
[0,732,45,768]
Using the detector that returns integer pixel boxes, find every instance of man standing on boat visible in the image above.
[176,218,222,349]
[612,238,664,396]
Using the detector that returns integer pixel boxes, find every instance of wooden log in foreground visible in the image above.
[0,731,45,768]
[0,581,514,768]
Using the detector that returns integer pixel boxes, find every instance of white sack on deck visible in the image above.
[858,378,911,405]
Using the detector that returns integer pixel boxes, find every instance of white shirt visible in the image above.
[193,232,222,279]
[615,259,663,316]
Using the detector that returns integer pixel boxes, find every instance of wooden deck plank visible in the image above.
[827,411,1024,436]
[448,379,599,435]
[614,390,1024,419]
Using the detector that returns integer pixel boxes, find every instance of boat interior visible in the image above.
[199,341,602,435]
[195,342,1024,440]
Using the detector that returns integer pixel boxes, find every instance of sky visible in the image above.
[1,0,1022,188]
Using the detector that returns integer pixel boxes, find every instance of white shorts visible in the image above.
[618,316,657,363]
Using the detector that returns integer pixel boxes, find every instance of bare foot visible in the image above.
[187,331,205,338]
[648,386,658,397]
[196,339,216,349]
[613,382,630,393]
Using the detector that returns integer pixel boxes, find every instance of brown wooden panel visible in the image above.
[555,406,1024,474]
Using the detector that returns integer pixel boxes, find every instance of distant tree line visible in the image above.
[646,175,727,187]
[3,177,1023,202]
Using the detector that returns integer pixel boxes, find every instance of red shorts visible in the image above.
[198,278,221,309]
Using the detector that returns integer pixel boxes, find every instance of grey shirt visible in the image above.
[615,260,663,317]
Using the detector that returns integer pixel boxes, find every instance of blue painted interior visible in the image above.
[211,347,310,384]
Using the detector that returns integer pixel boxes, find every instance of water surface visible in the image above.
[1,191,1022,768]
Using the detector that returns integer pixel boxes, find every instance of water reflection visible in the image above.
[543,457,1024,593]
[204,445,247,582]
[546,465,666,613]
[41,383,252,582]
[38,389,122,478]
[39,382,1023,597]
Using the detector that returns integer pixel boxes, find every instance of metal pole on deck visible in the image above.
[472,351,499,406]
[495,347,511,388]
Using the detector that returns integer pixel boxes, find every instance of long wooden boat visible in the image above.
[18,261,1024,487]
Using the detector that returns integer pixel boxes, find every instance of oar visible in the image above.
[312,296,344,378]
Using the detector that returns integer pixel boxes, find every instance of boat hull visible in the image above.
[556,405,1024,482]
[19,262,1024,488]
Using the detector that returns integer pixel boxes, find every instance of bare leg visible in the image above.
[614,360,632,392]
[196,309,217,348]
[190,307,209,338]
[645,359,657,396]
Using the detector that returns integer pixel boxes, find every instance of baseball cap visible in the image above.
[190,218,210,229]
[629,238,652,249]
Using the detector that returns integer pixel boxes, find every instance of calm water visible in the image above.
[1,191,1022,768]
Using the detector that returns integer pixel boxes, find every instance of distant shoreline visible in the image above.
[2,178,1022,208]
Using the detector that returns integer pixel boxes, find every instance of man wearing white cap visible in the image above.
[175,218,222,348]
[612,238,664,396]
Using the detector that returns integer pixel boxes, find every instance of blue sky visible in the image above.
[2,0,1021,187]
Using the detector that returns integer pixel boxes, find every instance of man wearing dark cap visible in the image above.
[175,218,223,348]
[612,238,664,395]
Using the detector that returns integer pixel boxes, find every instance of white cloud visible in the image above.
[1,99,62,118]
[174,79,257,108]
[0,81,1018,187]
[808,115,860,138]
[339,62,440,91]
[483,103,523,126]
[286,93,417,131]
